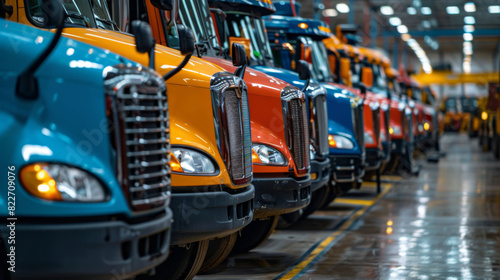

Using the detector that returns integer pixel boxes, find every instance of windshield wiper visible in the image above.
[66,11,91,27]
[96,17,119,30]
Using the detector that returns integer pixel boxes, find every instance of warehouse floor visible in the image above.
[196,134,500,280]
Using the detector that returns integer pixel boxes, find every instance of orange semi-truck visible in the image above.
[5,0,256,279]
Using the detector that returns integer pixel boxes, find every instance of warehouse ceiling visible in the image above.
[296,0,500,71]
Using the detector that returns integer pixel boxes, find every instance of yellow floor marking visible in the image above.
[334,198,374,206]
[277,182,395,280]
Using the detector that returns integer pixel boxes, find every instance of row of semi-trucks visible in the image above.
[0,0,441,279]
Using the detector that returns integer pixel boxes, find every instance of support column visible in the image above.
[349,0,355,24]
[392,37,398,69]
[370,8,377,49]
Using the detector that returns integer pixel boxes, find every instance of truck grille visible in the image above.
[352,100,365,155]
[105,65,170,213]
[311,91,329,157]
[371,105,381,144]
[210,72,252,186]
[383,107,391,142]
[282,86,310,173]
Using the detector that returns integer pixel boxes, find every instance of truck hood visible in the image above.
[60,27,227,88]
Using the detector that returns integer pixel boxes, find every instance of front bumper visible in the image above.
[391,138,407,155]
[3,210,173,280]
[170,185,254,245]
[310,158,331,192]
[253,175,311,219]
[329,154,365,183]
[365,148,383,171]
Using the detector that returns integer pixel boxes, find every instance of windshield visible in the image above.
[178,0,219,50]
[445,98,459,113]
[27,0,117,30]
[311,40,333,82]
[461,98,478,113]
[224,13,273,64]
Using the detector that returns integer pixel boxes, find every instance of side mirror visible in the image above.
[163,25,195,81]
[131,20,156,70]
[232,43,247,79]
[327,53,337,79]
[297,60,311,92]
[150,0,173,10]
[358,83,367,96]
[177,24,195,56]
[41,0,65,28]
[361,66,373,88]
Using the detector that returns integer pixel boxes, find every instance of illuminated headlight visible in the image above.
[171,148,216,173]
[418,124,424,132]
[20,163,106,202]
[391,125,402,136]
[329,135,354,149]
[413,108,419,115]
[409,100,415,108]
[481,112,488,121]
[364,132,375,144]
[252,144,286,165]
[398,103,405,111]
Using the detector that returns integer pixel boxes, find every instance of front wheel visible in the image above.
[231,216,279,254]
[198,233,237,274]
[140,240,209,280]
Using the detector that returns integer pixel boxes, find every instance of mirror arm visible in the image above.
[149,47,156,70]
[1,1,13,17]
[235,64,246,79]
[16,12,66,99]
[163,53,192,81]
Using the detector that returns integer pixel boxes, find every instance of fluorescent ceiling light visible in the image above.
[464,16,475,24]
[446,6,460,14]
[463,42,472,48]
[397,25,408,33]
[422,20,431,28]
[463,25,474,33]
[464,3,476,13]
[421,7,432,15]
[463,33,473,41]
[322,9,338,17]
[336,3,350,13]
[389,17,401,26]
[407,7,417,15]
[489,5,500,13]
[380,6,394,15]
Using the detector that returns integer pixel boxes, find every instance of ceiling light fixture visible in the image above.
[463,33,473,41]
[380,6,394,15]
[389,17,402,26]
[421,7,432,15]
[464,16,475,24]
[463,25,475,33]
[322,9,338,17]
[336,3,350,13]
[446,6,460,14]
[488,5,500,14]
[397,25,408,33]
[464,3,476,13]
[407,7,417,15]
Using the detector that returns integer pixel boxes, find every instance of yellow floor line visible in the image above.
[333,198,374,206]
[276,183,394,280]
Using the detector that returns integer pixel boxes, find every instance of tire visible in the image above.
[140,240,209,280]
[320,184,337,210]
[276,210,303,229]
[198,233,237,274]
[231,216,279,254]
[301,185,329,218]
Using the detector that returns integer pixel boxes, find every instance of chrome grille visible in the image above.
[353,100,365,154]
[371,104,381,144]
[210,72,252,186]
[282,86,310,172]
[311,91,329,157]
[104,65,170,213]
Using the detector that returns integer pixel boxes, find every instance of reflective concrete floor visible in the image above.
[196,134,500,280]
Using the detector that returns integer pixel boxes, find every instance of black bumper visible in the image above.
[391,138,406,155]
[329,154,365,183]
[365,148,382,171]
[3,210,173,280]
[310,158,331,192]
[170,185,254,245]
[253,175,311,219]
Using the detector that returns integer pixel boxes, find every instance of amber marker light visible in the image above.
[20,164,62,201]
[389,127,394,135]
[328,135,336,148]
[424,122,430,131]
[298,23,308,29]
[170,153,184,172]
[481,112,488,120]
[252,149,262,163]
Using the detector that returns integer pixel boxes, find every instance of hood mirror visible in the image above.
[131,20,156,70]
[163,24,195,81]
[232,42,247,79]
[297,60,311,92]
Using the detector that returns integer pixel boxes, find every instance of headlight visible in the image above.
[20,163,106,202]
[171,148,216,174]
[252,144,286,165]
[481,112,488,120]
[414,108,419,116]
[364,132,375,144]
[391,125,402,136]
[328,135,354,149]
[398,103,405,111]
[309,144,316,160]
